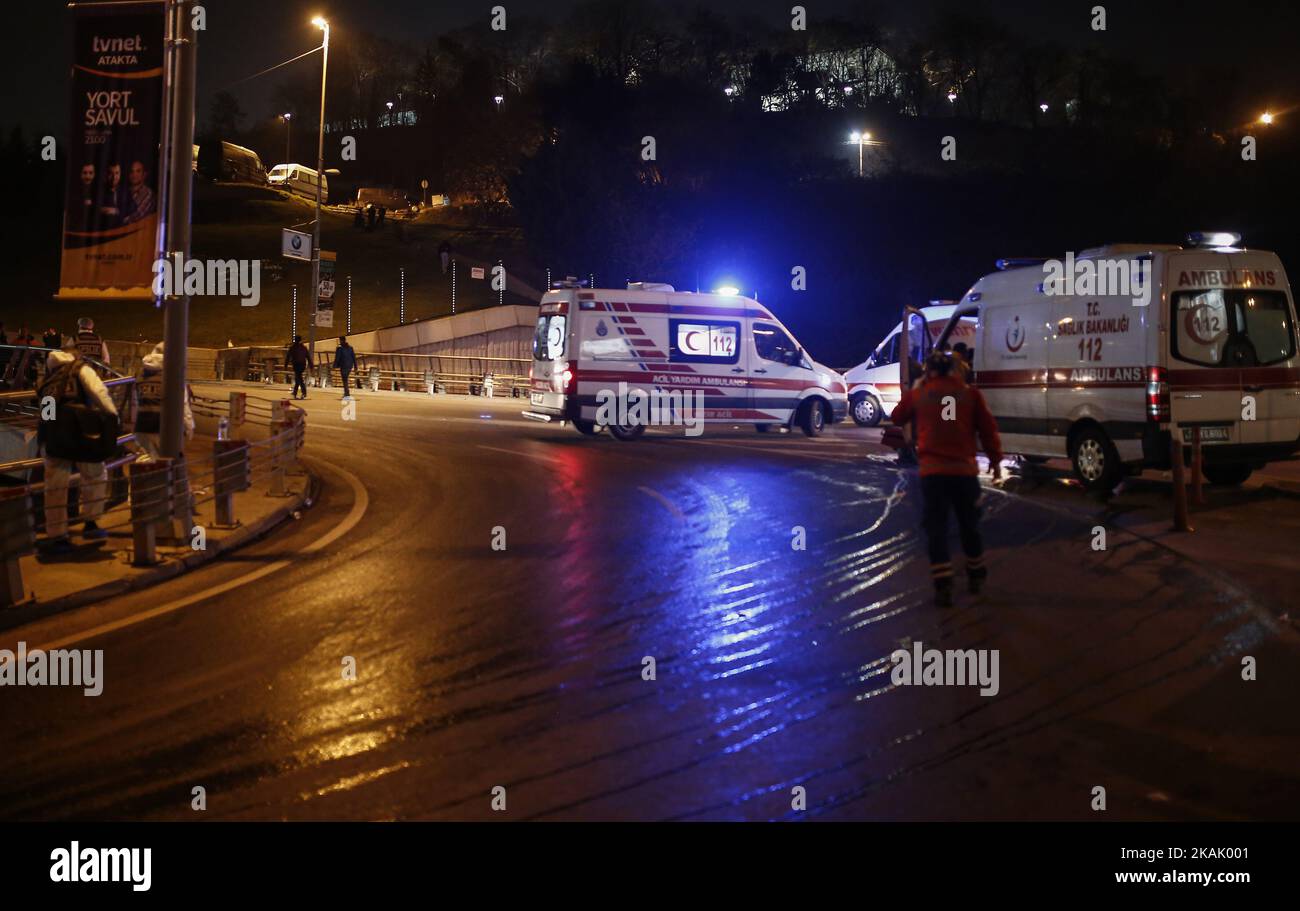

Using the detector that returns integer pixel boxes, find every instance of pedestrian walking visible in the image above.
[286,335,310,399]
[333,335,357,399]
[74,316,110,365]
[890,350,1004,607]
[37,348,120,554]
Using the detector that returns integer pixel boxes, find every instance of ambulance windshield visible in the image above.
[1172,290,1294,367]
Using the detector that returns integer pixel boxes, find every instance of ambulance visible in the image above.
[522,281,848,439]
[934,233,1300,491]
[844,302,976,425]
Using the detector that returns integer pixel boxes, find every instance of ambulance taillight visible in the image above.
[1146,366,1170,422]
[559,364,577,395]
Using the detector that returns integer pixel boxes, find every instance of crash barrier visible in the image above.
[0,391,305,600]
[309,350,529,397]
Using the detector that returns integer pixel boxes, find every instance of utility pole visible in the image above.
[160,0,197,460]
[308,17,329,364]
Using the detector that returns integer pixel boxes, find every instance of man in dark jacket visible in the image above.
[286,335,310,399]
[333,336,357,399]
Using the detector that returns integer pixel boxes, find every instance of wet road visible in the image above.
[1,386,1296,820]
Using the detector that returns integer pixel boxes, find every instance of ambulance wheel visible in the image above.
[799,399,826,437]
[1069,425,1122,493]
[850,392,882,427]
[573,419,600,436]
[608,423,645,441]
[1202,463,1252,486]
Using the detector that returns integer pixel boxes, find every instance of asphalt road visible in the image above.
[0,384,1296,820]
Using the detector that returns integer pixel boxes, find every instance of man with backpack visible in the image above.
[286,335,310,399]
[38,348,120,554]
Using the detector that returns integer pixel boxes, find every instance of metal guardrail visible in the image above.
[0,388,307,605]
[245,350,531,397]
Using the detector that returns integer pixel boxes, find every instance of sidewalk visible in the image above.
[1,431,312,632]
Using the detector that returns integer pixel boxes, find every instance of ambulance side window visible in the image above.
[877,334,898,365]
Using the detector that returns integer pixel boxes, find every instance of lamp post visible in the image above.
[308,15,329,364]
[849,131,871,177]
[386,100,393,126]
[281,112,291,163]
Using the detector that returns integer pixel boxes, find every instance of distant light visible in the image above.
[863,131,871,141]
[724,86,735,97]
[282,112,291,120]
[715,285,740,296]
[843,85,853,96]
[386,101,394,110]
[493,94,504,105]
[1260,111,1274,125]
[311,15,327,28]
[849,131,860,142]
[1039,102,1049,113]
[947,91,957,103]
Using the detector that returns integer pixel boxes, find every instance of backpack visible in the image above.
[37,359,120,462]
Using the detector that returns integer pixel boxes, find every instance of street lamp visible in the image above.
[280,112,291,163]
[724,85,735,98]
[493,94,504,110]
[849,131,871,177]
[1259,111,1274,125]
[1039,102,1049,113]
[308,15,329,364]
[386,100,393,126]
[947,90,958,104]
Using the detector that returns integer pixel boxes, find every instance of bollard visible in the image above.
[130,459,173,565]
[369,365,381,391]
[212,440,250,528]
[272,398,291,425]
[264,358,276,385]
[229,391,247,427]
[1170,430,1192,532]
[0,488,36,607]
[423,368,435,393]
[1190,430,1205,506]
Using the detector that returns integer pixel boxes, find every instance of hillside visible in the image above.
[7,182,543,349]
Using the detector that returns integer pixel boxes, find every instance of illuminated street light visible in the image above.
[947,90,958,103]
[308,15,330,363]
[848,131,872,177]
[1039,102,1049,113]
[494,94,504,108]
[280,112,291,162]
[1260,111,1274,125]
[724,85,735,97]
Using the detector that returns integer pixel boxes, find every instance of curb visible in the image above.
[0,470,319,633]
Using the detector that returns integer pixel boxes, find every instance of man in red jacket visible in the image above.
[890,350,1004,607]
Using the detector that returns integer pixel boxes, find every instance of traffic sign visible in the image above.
[282,228,311,261]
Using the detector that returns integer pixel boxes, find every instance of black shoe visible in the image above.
[82,520,108,540]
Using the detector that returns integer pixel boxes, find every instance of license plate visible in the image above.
[1182,426,1230,443]
[530,392,544,405]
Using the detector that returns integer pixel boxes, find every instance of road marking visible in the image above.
[476,444,560,465]
[27,460,370,652]
[638,486,684,520]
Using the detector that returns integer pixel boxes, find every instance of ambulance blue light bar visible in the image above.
[1187,231,1242,248]
[714,285,740,296]
[995,258,1047,271]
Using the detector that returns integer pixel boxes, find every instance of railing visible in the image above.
[0,389,307,606]
[247,351,531,397]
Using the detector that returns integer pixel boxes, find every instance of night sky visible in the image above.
[10,0,1298,136]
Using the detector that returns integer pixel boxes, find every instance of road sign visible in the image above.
[470,266,485,280]
[282,228,311,261]
[420,179,428,189]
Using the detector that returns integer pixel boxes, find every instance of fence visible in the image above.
[244,350,530,397]
[0,388,306,607]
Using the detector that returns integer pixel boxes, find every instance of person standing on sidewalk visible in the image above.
[75,316,110,365]
[890,350,1004,607]
[333,335,357,399]
[286,335,310,399]
[37,348,120,554]
[130,341,193,461]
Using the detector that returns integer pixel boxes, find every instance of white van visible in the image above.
[267,164,328,204]
[844,302,976,425]
[523,282,848,439]
[935,234,1300,491]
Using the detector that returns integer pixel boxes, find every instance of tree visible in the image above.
[208,91,245,138]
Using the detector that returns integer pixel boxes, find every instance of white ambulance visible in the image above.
[522,282,848,439]
[844,302,977,425]
[935,234,1300,491]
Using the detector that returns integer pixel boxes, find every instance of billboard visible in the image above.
[57,1,166,300]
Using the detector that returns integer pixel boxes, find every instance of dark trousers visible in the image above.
[292,365,307,397]
[920,474,984,586]
[340,367,352,392]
